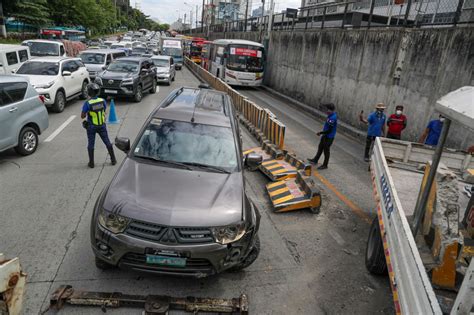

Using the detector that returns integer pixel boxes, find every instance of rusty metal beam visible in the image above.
[50,285,249,314]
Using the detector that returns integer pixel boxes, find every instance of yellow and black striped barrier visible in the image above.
[259,151,311,182]
[266,171,321,213]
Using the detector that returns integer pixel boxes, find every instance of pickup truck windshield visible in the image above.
[134,119,238,172]
[23,42,59,57]
[79,53,105,64]
[17,61,59,75]
[107,60,138,73]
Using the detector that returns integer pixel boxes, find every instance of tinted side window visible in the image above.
[0,82,28,107]
[112,52,125,59]
[6,52,18,65]
[106,54,112,65]
[74,60,85,68]
[60,45,65,56]
[18,50,29,62]
[64,61,79,72]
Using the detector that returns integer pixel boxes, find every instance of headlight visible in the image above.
[94,77,103,85]
[121,78,134,85]
[34,81,55,89]
[98,210,130,234]
[211,222,246,245]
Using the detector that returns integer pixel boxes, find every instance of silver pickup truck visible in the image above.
[366,86,473,315]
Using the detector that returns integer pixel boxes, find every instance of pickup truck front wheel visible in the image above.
[365,217,387,275]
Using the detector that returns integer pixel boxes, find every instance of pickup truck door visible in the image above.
[61,61,79,97]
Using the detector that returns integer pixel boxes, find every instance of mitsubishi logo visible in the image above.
[108,80,114,84]
[160,228,177,243]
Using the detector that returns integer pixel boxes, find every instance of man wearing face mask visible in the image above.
[307,103,337,170]
[386,105,407,140]
[359,103,386,162]
[419,114,445,146]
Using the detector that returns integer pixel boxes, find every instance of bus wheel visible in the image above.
[365,217,387,275]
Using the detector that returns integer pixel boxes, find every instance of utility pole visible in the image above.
[202,0,205,33]
[196,5,199,29]
[0,0,7,38]
[244,0,249,31]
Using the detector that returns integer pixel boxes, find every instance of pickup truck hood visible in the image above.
[103,158,243,227]
[99,70,135,80]
[16,74,57,88]
[85,64,105,72]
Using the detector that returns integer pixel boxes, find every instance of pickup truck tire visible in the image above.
[134,85,143,103]
[52,90,66,113]
[150,79,157,94]
[80,80,89,100]
[228,235,260,272]
[95,256,115,270]
[15,126,38,156]
[365,217,387,275]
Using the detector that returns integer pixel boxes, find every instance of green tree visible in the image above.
[9,0,51,29]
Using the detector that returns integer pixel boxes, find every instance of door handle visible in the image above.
[9,107,18,113]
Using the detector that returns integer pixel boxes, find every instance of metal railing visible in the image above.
[182,0,473,34]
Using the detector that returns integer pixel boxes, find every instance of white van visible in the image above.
[21,40,66,58]
[0,44,31,74]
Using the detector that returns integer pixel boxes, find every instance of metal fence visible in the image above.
[183,0,473,34]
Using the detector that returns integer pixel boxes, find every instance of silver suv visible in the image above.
[0,75,49,155]
[90,87,261,277]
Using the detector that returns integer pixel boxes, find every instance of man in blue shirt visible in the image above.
[419,115,445,146]
[81,83,116,168]
[307,103,337,170]
[360,103,386,162]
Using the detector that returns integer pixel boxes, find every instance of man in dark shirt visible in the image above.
[307,103,338,170]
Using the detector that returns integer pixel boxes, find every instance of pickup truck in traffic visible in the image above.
[366,86,473,314]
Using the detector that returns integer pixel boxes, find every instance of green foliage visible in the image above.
[2,0,170,36]
[9,0,51,27]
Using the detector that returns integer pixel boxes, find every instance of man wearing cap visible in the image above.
[419,114,445,146]
[307,103,337,170]
[359,103,386,162]
[386,105,407,140]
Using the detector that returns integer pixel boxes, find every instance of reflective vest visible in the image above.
[88,98,106,126]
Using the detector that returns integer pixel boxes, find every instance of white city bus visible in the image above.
[209,39,265,87]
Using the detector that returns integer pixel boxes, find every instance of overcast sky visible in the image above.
[139,0,302,24]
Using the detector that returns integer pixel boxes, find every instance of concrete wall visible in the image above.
[194,28,474,148]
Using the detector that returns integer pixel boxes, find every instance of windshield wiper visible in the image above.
[182,162,231,174]
[135,155,193,170]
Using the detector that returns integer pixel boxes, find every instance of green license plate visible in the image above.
[146,255,186,267]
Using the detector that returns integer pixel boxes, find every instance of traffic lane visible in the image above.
[237,87,375,214]
[34,118,323,315]
[0,69,199,313]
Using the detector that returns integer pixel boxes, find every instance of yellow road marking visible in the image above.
[269,187,289,197]
[313,170,371,224]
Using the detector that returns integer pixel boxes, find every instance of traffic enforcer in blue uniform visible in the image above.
[81,83,117,168]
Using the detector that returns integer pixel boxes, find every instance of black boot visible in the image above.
[88,149,94,168]
[107,146,117,165]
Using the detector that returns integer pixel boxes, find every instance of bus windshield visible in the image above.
[226,45,263,72]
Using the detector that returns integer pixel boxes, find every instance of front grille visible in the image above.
[125,220,214,244]
[120,253,215,275]
[102,79,122,88]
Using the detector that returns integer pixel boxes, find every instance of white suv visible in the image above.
[16,57,90,113]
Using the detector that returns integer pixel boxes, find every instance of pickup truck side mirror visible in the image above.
[115,137,130,153]
[62,71,72,76]
[244,153,262,171]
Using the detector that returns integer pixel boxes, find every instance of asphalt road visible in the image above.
[0,67,393,314]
